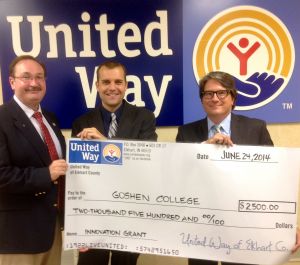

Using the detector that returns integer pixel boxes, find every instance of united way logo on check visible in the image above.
[193,6,294,110]
[68,140,123,165]
[69,140,101,164]
[102,143,122,165]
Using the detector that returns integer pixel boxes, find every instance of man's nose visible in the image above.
[211,93,219,100]
[29,78,39,85]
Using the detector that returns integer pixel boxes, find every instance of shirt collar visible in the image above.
[207,113,231,136]
[100,101,124,123]
[13,95,42,119]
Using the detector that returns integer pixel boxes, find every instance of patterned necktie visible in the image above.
[33,111,64,210]
[33,111,59,160]
[212,124,222,135]
[108,113,118,138]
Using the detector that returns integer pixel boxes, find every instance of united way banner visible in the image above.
[0,0,299,127]
[0,0,183,128]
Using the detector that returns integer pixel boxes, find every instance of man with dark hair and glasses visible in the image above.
[176,71,300,264]
[176,71,273,147]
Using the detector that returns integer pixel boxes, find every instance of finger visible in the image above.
[291,245,299,254]
[216,137,224,144]
[79,247,89,252]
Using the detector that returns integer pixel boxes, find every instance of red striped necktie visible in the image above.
[33,111,59,160]
[33,111,64,211]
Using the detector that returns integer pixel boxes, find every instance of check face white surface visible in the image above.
[64,139,300,265]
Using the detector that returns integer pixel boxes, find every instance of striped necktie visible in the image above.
[33,111,59,160]
[108,112,118,138]
[212,124,222,135]
[33,111,64,211]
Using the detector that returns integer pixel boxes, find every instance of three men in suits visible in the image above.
[0,55,68,265]
[176,71,272,265]
[72,60,157,265]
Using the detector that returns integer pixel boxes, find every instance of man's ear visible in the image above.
[9,76,15,91]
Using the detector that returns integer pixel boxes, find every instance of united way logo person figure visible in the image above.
[193,5,295,110]
[102,143,121,163]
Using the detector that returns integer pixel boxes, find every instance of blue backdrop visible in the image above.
[0,0,299,128]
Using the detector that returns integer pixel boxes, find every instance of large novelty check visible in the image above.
[64,139,300,265]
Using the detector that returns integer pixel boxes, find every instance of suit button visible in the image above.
[54,181,58,185]
[53,203,58,207]
[35,193,39,196]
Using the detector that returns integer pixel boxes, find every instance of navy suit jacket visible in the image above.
[0,99,66,254]
[176,113,273,146]
[72,100,157,140]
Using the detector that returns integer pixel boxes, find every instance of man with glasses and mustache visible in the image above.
[0,55,68,265]
[176,71,300,265]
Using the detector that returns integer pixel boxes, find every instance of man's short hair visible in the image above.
[199,71,237,109]
[96,61,127,82]
[9,55,47,77]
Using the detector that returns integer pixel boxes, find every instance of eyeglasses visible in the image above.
[202,90,230,100]
[14,75,46,83]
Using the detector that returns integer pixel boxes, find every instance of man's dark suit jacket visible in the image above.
[177,115,272,265]
[0,99,66,254]
[72,100,157,265]
[72,100,157,140]
[176,113,273,146]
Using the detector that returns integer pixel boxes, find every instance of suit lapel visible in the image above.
[230,113,239,143]
[93,107,105,135]
[199,119,209,142]
[116,102,134,138]
[9,100,50,165]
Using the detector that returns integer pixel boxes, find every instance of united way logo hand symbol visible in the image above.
[103,143,122,164]
[193,6,295,110]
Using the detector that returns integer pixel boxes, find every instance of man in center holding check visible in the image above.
[176,71,273,265]
[71,60,157,265]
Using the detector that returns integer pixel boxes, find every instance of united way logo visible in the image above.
[193,6,295,110]
[102,143,122,164]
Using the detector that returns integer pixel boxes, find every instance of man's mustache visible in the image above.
[25,86,42,92]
